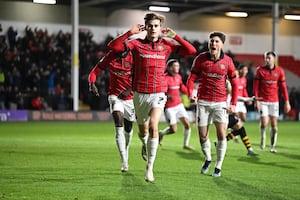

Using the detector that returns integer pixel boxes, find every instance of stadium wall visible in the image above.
[1,110,298,122]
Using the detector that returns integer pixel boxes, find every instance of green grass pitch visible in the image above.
[0,121,299,200]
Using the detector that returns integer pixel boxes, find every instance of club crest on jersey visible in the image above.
[125,62,131,68]
[157,45,164,51]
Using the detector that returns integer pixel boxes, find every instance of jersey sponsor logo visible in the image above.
[202,71,225,78]
[262,80,277,84]
[169,86,180,89]
[139,53,166,59]
[111,71,131,76]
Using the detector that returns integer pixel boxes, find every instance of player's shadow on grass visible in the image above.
[237,156,296,169]
[159,147,200,160]
[175,149,201,161]
[117,172,178,200]
[213,177,286,200]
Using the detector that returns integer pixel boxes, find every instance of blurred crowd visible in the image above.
[0,25,299,119]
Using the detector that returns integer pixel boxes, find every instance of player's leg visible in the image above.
[269,103,279,153]
[212,105,228,177]
[197,105,212,174]
[133,92,150,162]
[159,108,177,145]
[269,116,278,153]
[112,111,128,172]
[177,104,193,150]
[213,122,227,177]
[179,116,193,150]
[123,100,135,162]
[142,92,167,182]
[108,95,128,172]
[259,102,269,149]
[231,120,258,156]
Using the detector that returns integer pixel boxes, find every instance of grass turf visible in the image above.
[0,121,299,200]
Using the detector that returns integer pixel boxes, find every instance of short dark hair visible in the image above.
[209,31,226,43]
[167,59,179,67]
[264,51,276,58]
[144,12,165,25]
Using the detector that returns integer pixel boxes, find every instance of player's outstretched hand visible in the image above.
[89,83,100,97]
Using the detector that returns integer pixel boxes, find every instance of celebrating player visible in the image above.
[107,12,196,182]
[186,31,238,177]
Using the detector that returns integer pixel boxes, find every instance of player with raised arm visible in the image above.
[88,50,135,172]
[107,12,196,182]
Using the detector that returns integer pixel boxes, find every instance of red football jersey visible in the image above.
[108,31,196,93]
[88,50,133,100]
[165,73,188,108]
[237,76,249,98]
[186,51,238,105]
[253,65,289,102]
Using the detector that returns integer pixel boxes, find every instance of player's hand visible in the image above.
[89,83,100,97]
[118,88,132,99]
[254,100,260,111]
[162,28,176,38]
[189,96,197,104]
[228,105,235,114]
[284,101,291,114]
[253,96,262,101]
[130,24,145,35]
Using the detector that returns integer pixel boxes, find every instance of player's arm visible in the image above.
[180,80,189,96]
[253,76,261,111]
[278,70,291,113]
[107,24,144,52]
[186,73,197,103]
[162,28,196,56]
[88,66,101,97]
[88,51,114,96]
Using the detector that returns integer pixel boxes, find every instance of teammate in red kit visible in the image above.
[159,59,193,150]
[253,51,291,153]
[88,50,135,172]
[186,31,238,177]
[108,12,196,182]
[236,64,253,122]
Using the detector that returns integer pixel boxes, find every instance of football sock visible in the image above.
[115,127,127,163]
[215,139,227,170]
[270,127,278,148]
[260,127,266,148]
[147,137,159,169]
[183,128,191,147]
[124,129,133,160]
[201,139,212,161]
[238,127,252,149]
[226,133,235,140]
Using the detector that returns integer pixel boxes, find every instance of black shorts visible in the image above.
[228,113,239,129]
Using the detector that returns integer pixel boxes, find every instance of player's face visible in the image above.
[208,36,224,59]
[239,66,248,77]
[145,19,162,41]
[170,62,180,74]
[265,54,275,68]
